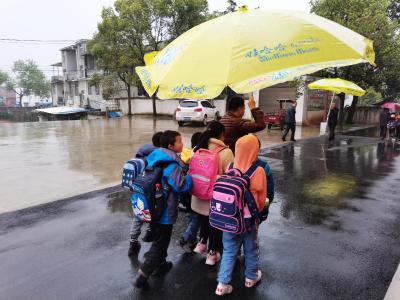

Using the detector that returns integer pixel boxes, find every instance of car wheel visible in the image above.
[214,112,220,121]
[178,121,184,127]
[267,124,272,129]
[203,115,208,126]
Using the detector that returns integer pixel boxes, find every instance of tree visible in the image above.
[6,60,50,107]
[310,0,400,123]
[89,0,209,116]
[0,70,9,85]
[358,87,383,106]
[225,0,237,13]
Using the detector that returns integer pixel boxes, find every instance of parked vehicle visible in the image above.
[264,99,294,129]
[176,100,220,127]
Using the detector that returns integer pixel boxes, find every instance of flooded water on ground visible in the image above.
[0,116,319,213]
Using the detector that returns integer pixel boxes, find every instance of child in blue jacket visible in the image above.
[134,130,192,290]
[128,132,163,257]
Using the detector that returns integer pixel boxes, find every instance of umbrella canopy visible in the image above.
[308,78,366,96]
[381,102,400,111]
[136,6,375,100]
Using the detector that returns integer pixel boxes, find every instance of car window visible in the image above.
[180,101,198,108]
[201,101,212,108]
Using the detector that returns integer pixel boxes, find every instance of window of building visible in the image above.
[75,84,79,96]
[95,84,100,95]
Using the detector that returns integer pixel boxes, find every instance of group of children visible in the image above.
[125,121,274,295]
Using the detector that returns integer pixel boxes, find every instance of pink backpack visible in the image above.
[188,146,226,201]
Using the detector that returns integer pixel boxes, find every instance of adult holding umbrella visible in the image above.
[308,78,366,141]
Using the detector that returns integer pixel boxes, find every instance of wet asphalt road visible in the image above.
[0,116,319,213]
[0,136,399,300]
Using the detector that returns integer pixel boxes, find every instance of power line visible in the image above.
[0,38,79,42]
[0,38,84,45]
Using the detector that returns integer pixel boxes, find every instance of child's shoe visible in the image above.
[152,261,173,276]
[245,270,262,288]
[205,250,221,266]
[193,242,207,255]
[215,283,233,296]
[133,272,149,290]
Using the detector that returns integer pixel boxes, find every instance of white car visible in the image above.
[175,100,220,126]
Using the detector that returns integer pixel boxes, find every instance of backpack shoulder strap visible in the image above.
[244,163,259,177]
[212,145,228,154]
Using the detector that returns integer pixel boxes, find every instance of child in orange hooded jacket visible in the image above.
[215,134,267,296]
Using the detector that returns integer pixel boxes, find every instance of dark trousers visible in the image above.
[328,123,337,141]
[140,224,173,277]
[380,125,387,139]
[282,123,296,141]
[198,215,222,252]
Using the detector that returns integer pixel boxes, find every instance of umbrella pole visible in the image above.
[326,93,335,124]
[321,93,335,136]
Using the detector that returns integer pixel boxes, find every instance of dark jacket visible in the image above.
[255,158,275,201]
[146,148,192,225]
[220,108,266,152]
[284,106,296,124]
[328,108,339,126]
[379,111,391,126]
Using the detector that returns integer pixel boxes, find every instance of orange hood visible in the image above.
[233,134,259,173]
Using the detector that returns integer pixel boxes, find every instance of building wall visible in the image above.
[63,50,77,72]
[0,87,16,107]
[350,107,380,125]
[119,98,227,116]
[52,83,64,106]
[259,83,297,114]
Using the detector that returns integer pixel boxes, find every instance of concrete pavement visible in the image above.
[0,136,399,299]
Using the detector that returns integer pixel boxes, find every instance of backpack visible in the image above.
[121,158,146,189]
[188,146,226,201]
[255,158,274,201]
[209,164,259,234]
[130,165,169,223]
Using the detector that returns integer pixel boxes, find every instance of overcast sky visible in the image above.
[0,0,310,77]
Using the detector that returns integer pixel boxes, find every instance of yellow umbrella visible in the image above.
[308,78,365,135]
[308,78,366,97]
[136,6,375,99]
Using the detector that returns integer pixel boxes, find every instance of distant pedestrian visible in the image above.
[327,103,339,141]
[379,107,390,140]
[220,96,266,153]
[282,101,297,142]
